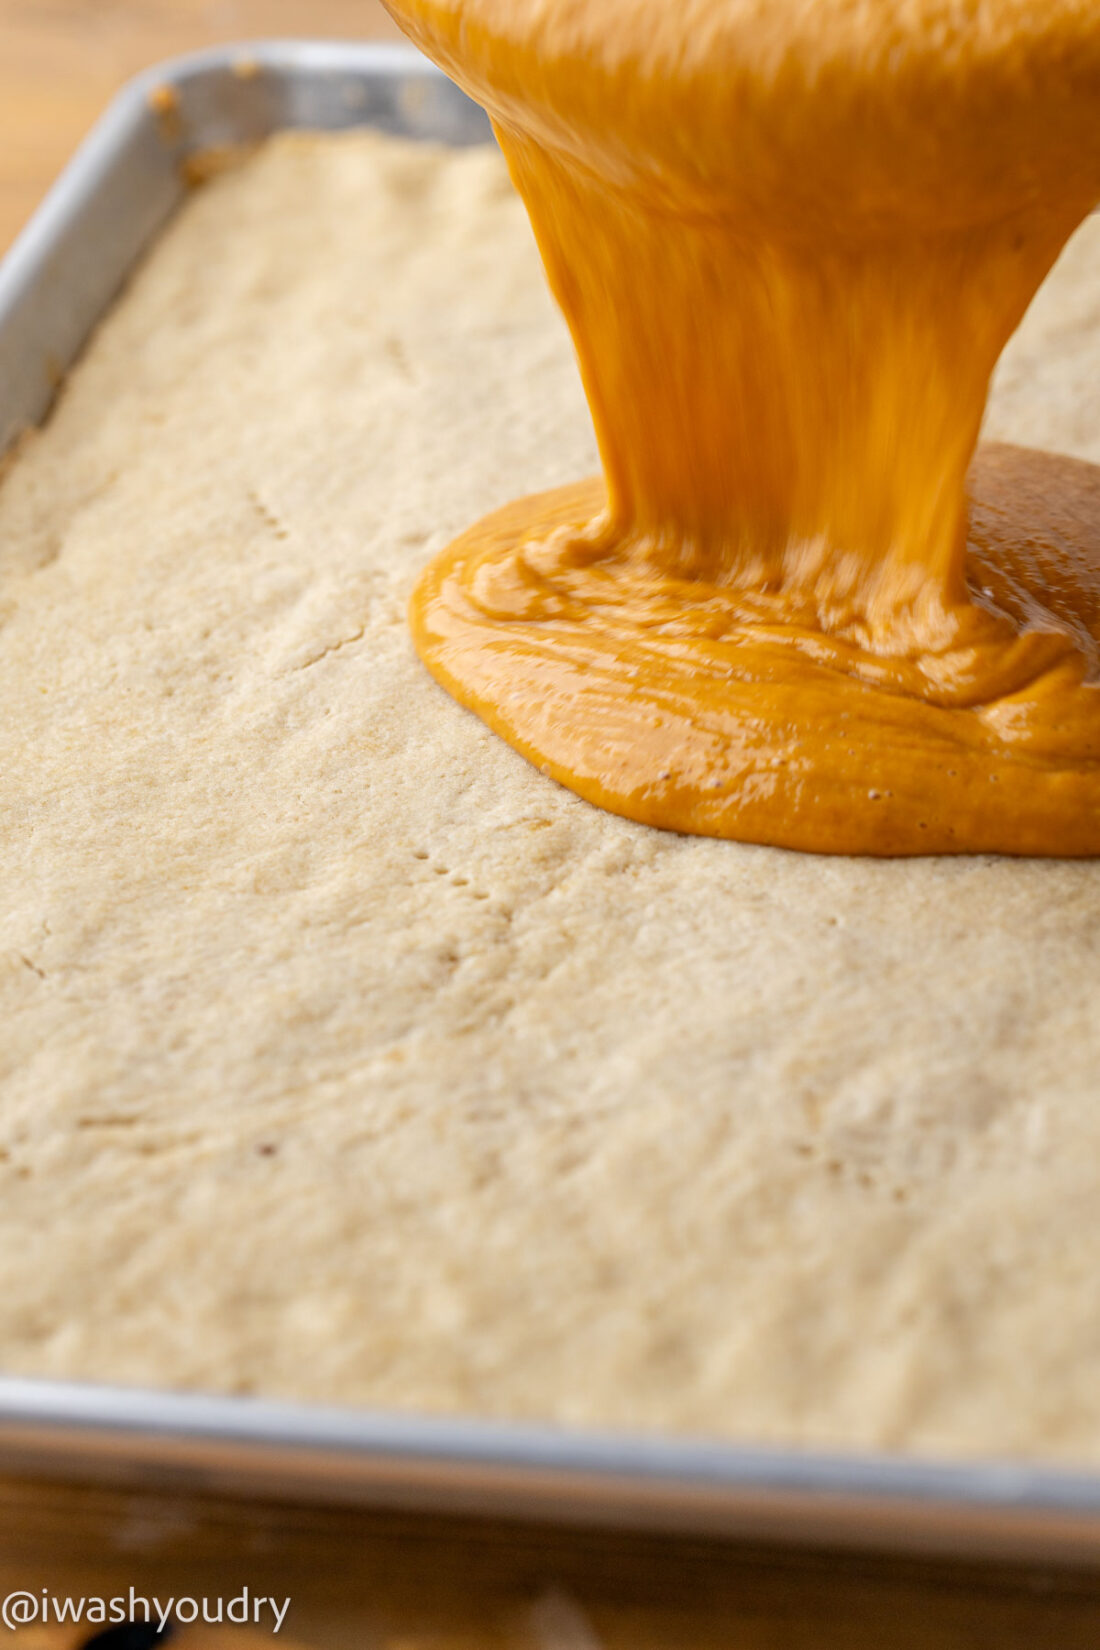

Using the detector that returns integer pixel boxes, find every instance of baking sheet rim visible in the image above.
[3,1373,1100,1562]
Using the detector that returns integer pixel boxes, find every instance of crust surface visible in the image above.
[1,132,1099,1458]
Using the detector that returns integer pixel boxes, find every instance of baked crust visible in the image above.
[0,131,1098,1458]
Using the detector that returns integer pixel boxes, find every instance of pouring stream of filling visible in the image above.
[384,0,1100,853]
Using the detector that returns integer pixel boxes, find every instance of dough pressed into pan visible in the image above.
[1,131,1099,1460]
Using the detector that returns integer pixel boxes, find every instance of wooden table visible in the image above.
[2,2,1099,1641]
[2,1474,1100,1649]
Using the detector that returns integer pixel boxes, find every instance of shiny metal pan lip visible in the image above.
[1,1373,1100,1564]
[1,39,1098,1563]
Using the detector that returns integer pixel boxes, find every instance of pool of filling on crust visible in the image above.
[0,130,1099,1462]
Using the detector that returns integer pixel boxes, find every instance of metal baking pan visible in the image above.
[2,38,1100,1566]
[0,40,489,456]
